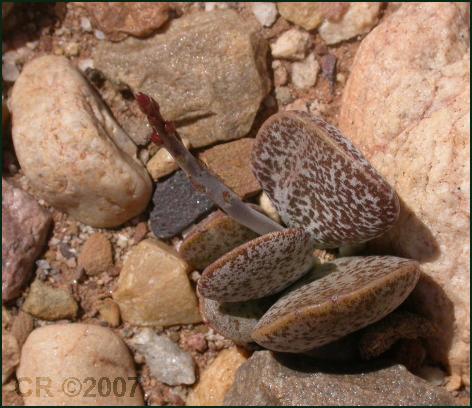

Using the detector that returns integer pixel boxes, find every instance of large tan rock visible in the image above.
[10,55,152,228]
[339,3,470,384]
[186,347,248,406]
[16,324,143,405]
[94,10,270,148]
[113,239,201,326]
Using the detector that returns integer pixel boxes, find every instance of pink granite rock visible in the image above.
[2,179,52,302]
[339,2,470,384]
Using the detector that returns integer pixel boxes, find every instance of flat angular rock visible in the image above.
[2,179,52,302]
[17,324,143,405]
[22,279,78,321]
[131,328,195,386]
[198,228,314,302]
[252,256,419,352]
[83,2,171,41]
[179,210,258,270]
[94,10,270,148]
[199,138,261,199]
[150,171,214,239]
[187,347,248,406]
[224,351,455,405]
[339,2,470,384]
[10,55,152,228]
[113,239,201,326]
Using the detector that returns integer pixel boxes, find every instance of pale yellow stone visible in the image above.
[147,139,190,181]
[113,238,201,326]
[319,2,381,45]
[270,28,311,61]
[186,347,248,406]
[258,192,281,224]
[277,2,324,30]
[17,324,143,405]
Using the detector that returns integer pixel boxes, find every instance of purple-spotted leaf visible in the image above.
[251,256,419,353]
[199,295,273,345]
[198,228,315,302]
[252,111,400,248]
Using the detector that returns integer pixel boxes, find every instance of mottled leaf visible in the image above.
[252,256,419,352]
[198,228,315,302]
[252,112,399,248]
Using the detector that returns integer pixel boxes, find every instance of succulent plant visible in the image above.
[136,92,420,353]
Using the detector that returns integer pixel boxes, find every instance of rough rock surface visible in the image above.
[224,351,455,405]
[94,10,270,148]
[113,239,201,326]
[150,171,214,239]
[17,324,144,405]
[187,347,248,406]
[339,2,470,384]
[199,139,261,199]
[179,210,258,270]
[78,233,113,276]
[2,179,52,302]
[83,2,171,41]
[131,328,195,386]
[22,279,78,321]
[319,2,381,45]
[10,55,152,228]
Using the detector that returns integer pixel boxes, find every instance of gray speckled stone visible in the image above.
[150,171,214,239]
[224,351,455,406]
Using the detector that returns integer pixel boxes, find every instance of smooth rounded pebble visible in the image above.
[10,55,152,228]
[16,324,143,405]
[198,228,315,302]
[252,256,420,352]
[199,294,274,345]
[252,111,400,248]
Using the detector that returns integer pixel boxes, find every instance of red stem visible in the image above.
[135,92,283,236]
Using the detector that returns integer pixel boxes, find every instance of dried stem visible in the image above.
[136,92,283,236]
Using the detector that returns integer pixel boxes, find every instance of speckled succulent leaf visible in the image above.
[199,294,274,345]
[251,256,420,352]
[252,111,400,248]
[198,228,315,302]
